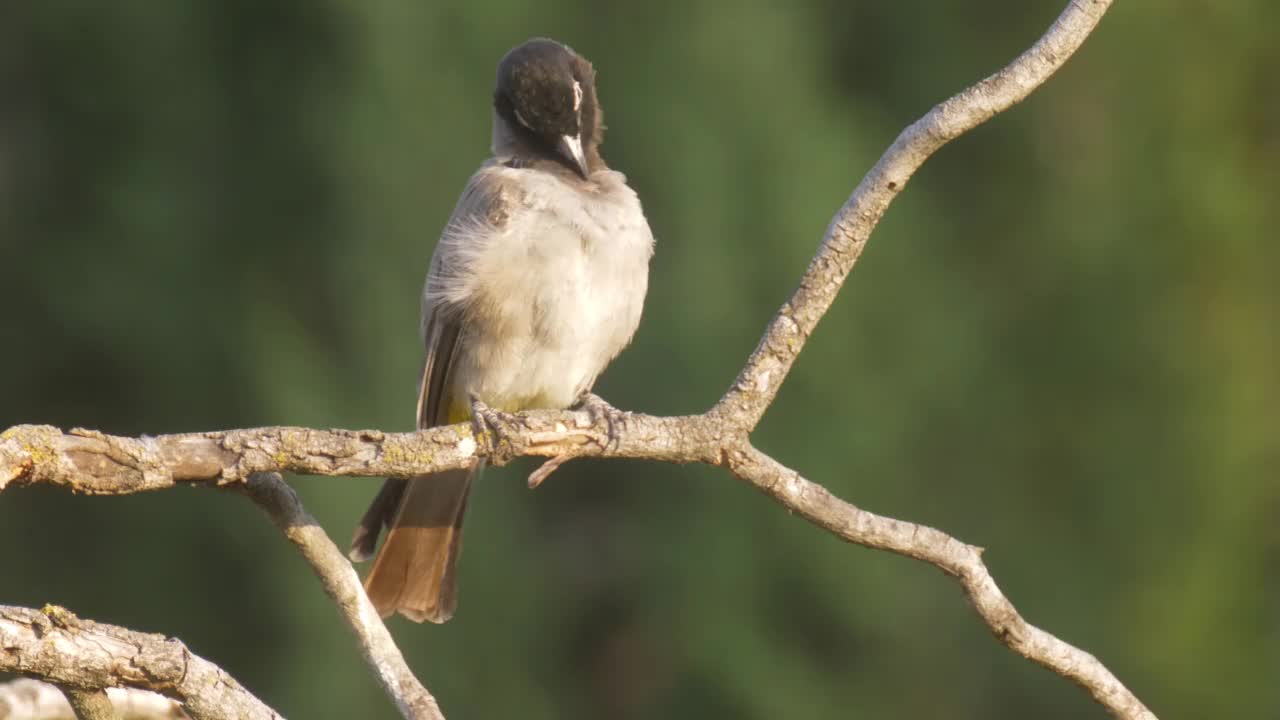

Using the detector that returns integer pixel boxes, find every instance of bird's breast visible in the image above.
[453,171,652,411]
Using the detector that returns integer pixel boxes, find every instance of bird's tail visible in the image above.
[350,469,474,623]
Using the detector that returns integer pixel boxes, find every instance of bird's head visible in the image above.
[494,38,602,179]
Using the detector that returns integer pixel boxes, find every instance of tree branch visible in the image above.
[241,473,444,720]
[0,414,1155,718]
[60,688,115,720]
[0,606,280,720]
[1,1,1151,718]
[0,412,715,495]
[714,0,1114,430]
[725,445,1155,719]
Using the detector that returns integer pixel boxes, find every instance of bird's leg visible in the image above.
[469,394,519,466]
[574,392,629,453]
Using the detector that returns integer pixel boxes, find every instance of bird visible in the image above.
[349,38,654,623]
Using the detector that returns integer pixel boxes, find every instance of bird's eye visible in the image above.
[572,80,583,113]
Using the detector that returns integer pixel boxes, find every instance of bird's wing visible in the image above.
[349,163,516,563]
[416,162,517,429]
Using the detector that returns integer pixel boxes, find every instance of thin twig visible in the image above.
[725,445,1156,720]
[714,0,1115,430]
[527,454,573,488]
[241,473,445,720]
[60,689,114,720]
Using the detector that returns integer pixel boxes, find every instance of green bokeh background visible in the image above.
[2,2,1276,717]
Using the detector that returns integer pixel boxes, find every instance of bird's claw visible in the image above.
[470,394,518,465]
[576,392,629,453]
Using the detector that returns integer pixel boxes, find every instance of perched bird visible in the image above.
[349,38,654,623]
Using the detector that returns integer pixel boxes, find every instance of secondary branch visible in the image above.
[242,473,444,720]
[0,605,281,720]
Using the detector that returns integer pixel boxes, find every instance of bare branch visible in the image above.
[0,415,1156,718]
[0,679,188,720]
[0,413,721,494]
[0,606,280,720]
[60,689,114,720]
[713,0,1115,430]
[241,473,445,720]
[724,445,1156,720]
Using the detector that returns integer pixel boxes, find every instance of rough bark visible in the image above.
[0,606,280,720]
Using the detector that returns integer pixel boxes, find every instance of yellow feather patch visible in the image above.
[446,402,471,425]
[445,396,545,425]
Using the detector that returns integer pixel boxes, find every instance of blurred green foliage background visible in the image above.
[2,1,1276,717]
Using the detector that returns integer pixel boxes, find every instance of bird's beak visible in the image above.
[558,134,590,179]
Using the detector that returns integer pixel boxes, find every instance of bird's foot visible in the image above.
[470,394,519,466]
[575,392,629,453]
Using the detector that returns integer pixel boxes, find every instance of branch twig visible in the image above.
[60,689,114,720]
[241,473,444,720]
[0,606,280,720]
[715,0,1115,430]
[726,445,1154,719]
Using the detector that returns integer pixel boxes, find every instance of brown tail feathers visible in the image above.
[350,469,473,623]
